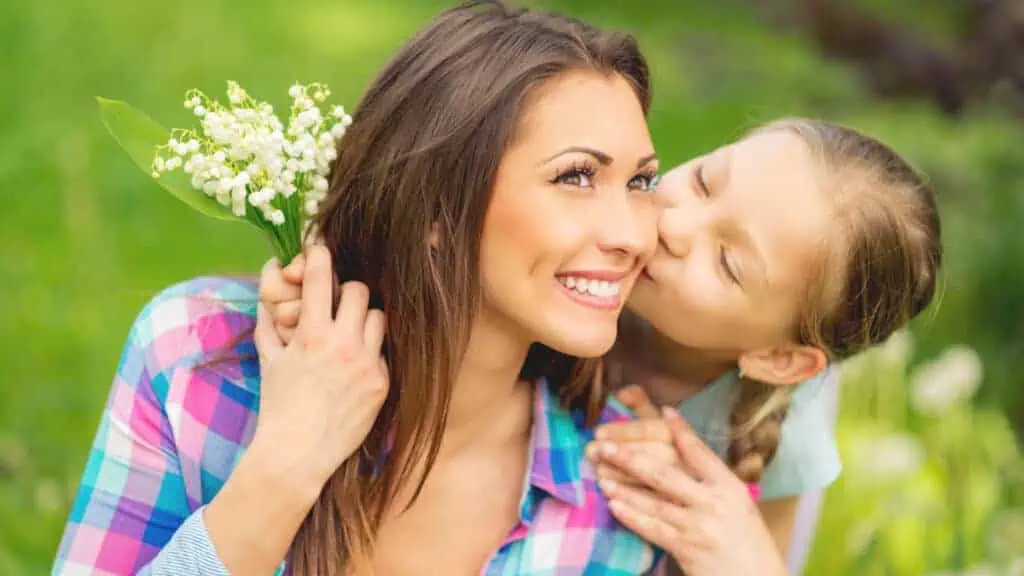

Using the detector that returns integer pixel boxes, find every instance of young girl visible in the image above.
[263,117,941,575]
[590,117,941,575]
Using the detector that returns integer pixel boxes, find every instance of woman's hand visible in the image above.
[203,246,389,575]
[591,408,788,576]
[251,245,389,491]
[259,253,307,345]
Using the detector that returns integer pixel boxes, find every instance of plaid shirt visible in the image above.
[54,277,660,575]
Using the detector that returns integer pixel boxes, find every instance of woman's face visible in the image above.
[479,70,660,357]
[628,130,835,357]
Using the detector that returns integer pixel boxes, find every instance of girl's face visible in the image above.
[628,131,836,359]
[478,70,661,357]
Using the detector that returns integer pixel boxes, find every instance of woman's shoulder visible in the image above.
[140,275,259,326]
[126,276,259,374]
[113,276,262,502]
[118,275,262,418]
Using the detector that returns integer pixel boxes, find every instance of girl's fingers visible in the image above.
[595,419,672,443]
[607,499,682,553]
[595,443,707,507]
[615,384,661,420]
[664,408,734,486]
[602,476,702,537]
[593,464,657,491]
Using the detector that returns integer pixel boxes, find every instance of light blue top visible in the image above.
[677,366,842,500]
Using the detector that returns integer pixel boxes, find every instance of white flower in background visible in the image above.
[851,432,925,482]
[1009,557,1024,576]
[150,81,353,229]
[910,345,983,415]
[880,328,915,365]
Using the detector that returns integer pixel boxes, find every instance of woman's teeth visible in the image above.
[557,276,620,298]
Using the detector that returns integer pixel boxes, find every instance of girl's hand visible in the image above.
[586,386,689,489]
[592,409,787,576]
[251,246,389,491]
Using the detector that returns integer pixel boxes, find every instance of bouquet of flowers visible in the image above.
[98,81,352,263]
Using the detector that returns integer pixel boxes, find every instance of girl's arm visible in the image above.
[759,496,800,556]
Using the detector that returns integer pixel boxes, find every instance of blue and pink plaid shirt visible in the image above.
[54,277,661,575]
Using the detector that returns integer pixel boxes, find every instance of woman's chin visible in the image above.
[541,328,617,359]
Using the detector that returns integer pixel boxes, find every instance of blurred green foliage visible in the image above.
[821,335,1023,574]
[0,0,1020,574]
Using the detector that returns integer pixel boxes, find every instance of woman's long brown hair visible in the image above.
[289,1,652,572]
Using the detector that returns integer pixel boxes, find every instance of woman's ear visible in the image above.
[737,345,827,386]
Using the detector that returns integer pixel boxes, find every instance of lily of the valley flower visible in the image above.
[151,81,352,231]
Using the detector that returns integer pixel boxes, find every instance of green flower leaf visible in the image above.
[96,97,241,222]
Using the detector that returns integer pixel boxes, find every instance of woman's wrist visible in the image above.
[244,433,332,506]
[202,441,326,575]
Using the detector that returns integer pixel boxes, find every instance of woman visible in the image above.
[54,2,667,574]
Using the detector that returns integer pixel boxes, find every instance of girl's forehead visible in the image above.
[730,133,835,290]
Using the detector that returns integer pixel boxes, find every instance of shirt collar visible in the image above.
[526,378,588,508]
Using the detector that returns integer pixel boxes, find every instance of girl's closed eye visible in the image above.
[719,246,740,286]
[551,161,597,188]
[692,163,710,198]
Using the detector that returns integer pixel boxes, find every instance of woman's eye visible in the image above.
[629,172,660,193]
[552,166,596,188]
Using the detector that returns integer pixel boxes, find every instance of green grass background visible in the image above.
[1,1,1021,573]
